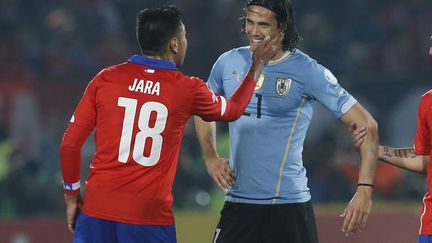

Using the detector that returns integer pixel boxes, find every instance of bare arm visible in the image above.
[379,146,429,174]
[194,117,234,190]
[351,127,429,173]
[339,102,378,236]
[341,103,378,187]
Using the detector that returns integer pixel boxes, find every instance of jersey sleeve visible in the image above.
[191,75,256,122]
[206,52,228,95]
[303,61,357,118]
[414,95,431,154]
[60,74,99,195]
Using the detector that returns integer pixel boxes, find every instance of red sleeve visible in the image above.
[414,95,431,155]
[192,75,256,121]
[60,76,98,195]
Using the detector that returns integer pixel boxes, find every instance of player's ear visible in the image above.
[169,37,178,55]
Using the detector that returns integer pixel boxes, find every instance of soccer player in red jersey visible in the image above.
[352,35,432,243]
[60,5,280,243]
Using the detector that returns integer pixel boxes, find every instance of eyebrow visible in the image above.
[246,17,271,26]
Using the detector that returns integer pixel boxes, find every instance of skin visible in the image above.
[195,5,378,237]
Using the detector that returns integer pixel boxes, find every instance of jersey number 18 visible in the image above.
[117,97,168,166]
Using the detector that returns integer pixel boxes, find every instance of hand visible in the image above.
[339,186,372,236]
[249,34,283,79]
[204,156,235,191]
[349,122,367,151]
[65,194,82,232]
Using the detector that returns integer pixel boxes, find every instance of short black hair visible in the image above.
[136,5,183,55]
[242,0,300,52]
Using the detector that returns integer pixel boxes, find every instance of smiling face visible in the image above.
[245,5,283,52]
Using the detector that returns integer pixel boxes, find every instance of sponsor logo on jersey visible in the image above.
[255,73,265,91]
[275,77,291,96]
[232,70,243,83]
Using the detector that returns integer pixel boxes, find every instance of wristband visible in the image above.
[357,183,374,188]
[63,180,80,191]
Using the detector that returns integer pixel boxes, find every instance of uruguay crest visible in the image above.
[275,77,291,96]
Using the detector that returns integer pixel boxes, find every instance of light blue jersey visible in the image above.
[208,47,357,204]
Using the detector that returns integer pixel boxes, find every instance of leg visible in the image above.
[116,223,176,243]
[212,202,263,243]
[264,201,319,243]
[73,213,118,243]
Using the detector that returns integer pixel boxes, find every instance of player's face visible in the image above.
[175,23,188,66]
[245,5,282,52]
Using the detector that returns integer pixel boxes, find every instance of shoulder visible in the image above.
[290,49,337,84]
[290,49,321,70]
[93,62,131,81]
[419,89,432,108]
[176,72,206,89]
[216,46,250,63]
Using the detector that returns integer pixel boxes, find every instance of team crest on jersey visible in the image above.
[255,73,265,91]
[275,77,291,96]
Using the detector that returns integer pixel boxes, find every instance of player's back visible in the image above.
[81,56,199,225]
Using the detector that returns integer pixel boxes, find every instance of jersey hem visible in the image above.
[225,194,311,204]
[82,209,175,226]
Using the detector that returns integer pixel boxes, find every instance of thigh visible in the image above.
[212,202,264,243]
[73,212,117,243]
[419,235,432,243]
[116,223,176,243]
[264,201,319,243]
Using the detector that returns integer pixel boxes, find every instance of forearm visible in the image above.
[379,146,428,173]
[194,116,218,160]
[357,122,378,185]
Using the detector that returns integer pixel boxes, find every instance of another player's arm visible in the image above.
[378,146,428,173]
[194,118,234,190]
[339,102,378,236]
[351,119,429,174]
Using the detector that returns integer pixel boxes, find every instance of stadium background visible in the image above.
[0,0,431,242]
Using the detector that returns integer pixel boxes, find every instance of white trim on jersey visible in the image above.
[220,96,227,116]
[63,180,81,191]
[420,192,429,234]
[341,96,358,114]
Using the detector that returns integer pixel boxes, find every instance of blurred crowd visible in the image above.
[0,0,431,218]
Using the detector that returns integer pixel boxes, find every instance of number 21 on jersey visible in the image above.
[117,97,168,166]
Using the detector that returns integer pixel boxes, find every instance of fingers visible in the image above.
[341,207,370,236]
[351,126,367,150]
[208,160,235,191]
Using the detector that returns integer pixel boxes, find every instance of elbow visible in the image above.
[363,117,379,145]
[366,117,378,135]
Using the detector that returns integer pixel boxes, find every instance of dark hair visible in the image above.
[136,5,183,55]
[241,0,300,52]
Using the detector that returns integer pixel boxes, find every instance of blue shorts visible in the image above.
[419,235,432,243]
[73,212,176,243]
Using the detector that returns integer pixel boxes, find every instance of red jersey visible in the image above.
[414,89,432,235]
[60,55,256,225]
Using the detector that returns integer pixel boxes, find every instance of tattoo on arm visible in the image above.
[381,147,416,162]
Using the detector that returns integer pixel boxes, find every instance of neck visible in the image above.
[271,50,285,61]
[142,53,176,63]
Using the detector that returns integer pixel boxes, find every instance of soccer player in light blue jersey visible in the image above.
[195,0,379,242]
